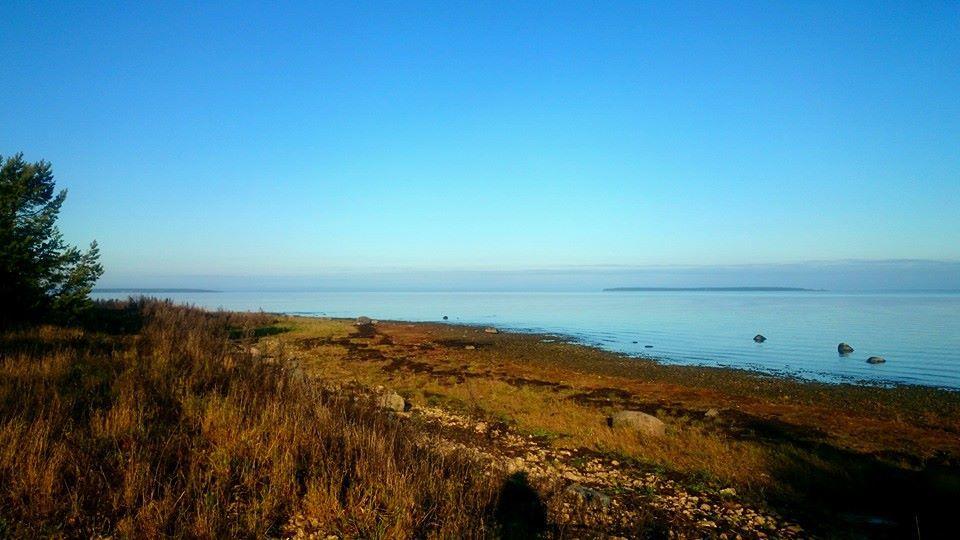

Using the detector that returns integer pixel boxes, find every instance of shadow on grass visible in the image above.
[766,439,960,539]
[495,472,547,539]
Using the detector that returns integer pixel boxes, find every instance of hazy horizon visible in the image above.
[95,258,960,292]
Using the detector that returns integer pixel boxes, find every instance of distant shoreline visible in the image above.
[603,286,819,292]
[93,288,221,293]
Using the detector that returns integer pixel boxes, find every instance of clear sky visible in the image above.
[2,1,958,289]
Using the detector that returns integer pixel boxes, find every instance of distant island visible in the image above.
[93,288,220,293]
[603,287,818,292]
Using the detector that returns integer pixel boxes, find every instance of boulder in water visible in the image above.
[866,356,886,364]
[753,334,766,343]
[838,343,854,354]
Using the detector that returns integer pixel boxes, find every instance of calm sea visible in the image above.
[91,290,960,390]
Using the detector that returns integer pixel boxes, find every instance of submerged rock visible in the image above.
[838,343,854,354]
[442,315,448,320]
[753,334,766,343]
[867,356,886,364]
[608,410,665,437]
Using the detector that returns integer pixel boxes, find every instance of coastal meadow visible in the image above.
[0,300,506,538]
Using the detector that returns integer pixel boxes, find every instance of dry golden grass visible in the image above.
[0,300,509,538]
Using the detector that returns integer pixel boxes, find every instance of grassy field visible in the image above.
[0,301,508,538]
[2,300,958,538]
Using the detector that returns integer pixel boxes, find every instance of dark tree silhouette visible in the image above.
[0,153,103,325]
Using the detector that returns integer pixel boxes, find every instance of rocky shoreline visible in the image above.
[267,315,960,538]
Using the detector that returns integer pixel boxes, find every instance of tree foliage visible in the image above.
[0,153,103,325]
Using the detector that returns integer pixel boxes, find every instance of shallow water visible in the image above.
[92,290,960,389]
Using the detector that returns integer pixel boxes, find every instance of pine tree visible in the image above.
[0,153,103,325]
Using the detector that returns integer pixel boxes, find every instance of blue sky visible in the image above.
[2,1,958,289]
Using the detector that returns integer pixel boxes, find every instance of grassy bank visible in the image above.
[0,301,507,538]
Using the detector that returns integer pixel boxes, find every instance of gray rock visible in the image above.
[608,410,665,437]
[484,327,499,334]
[838,343,854,354]
[753,334,766,343]
[377,392,406,412]
[866,356,886,364]
[355,316,373,326]
[565,483,611,509]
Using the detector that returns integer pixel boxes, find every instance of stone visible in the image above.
[484,327,499,334]
[719,487,737,497]
[442,315,448,320]
[377,392,406,412]
[565,483,611,509]
[704,408,720,419]
[753,334,766,343]
[608,410,666,437]
[464,345,476,350]
[355,316,372,326]
[838,343,854,354]
[505,457,525,474]
[866,356,886,364]
[645,345,654,348]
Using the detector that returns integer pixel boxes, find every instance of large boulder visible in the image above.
[608,410,665,437]
[866,356,886,364]
[753,334,766,343]
[377,392,406,412]
[838,343,854,354]
[355,316,373,326]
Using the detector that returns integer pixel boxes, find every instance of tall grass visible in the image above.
[0,300,506,538]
